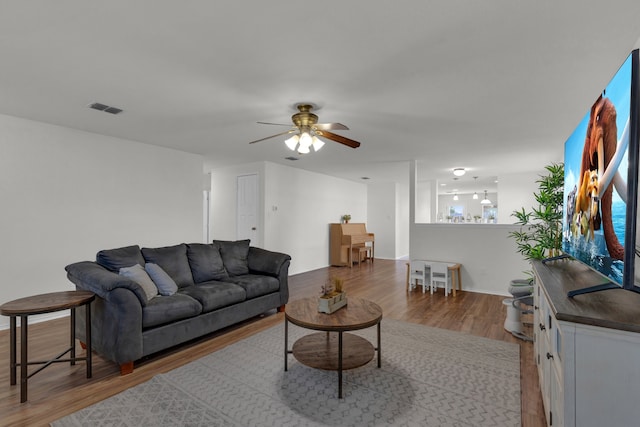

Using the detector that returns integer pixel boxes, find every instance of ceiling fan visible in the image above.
[249,104,361,154]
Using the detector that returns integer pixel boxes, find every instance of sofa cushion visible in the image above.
[142,293,202,329]
[179,282,246,312]
[141,244,194,288]
[96,245,145,272]
[213,239,250,276]
[118,264,158,302]
[145,263,178,296]
[225,274,280,299]
[186,243,228,283]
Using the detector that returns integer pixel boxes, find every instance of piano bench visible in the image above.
[352,246,371,265]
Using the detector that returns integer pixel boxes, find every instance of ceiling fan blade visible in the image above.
[314,122,349,131]
[317,130,361,148]
[257,121,292,126]
[248,130,296,144]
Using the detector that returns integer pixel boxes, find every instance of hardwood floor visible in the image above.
[0,259,545,426]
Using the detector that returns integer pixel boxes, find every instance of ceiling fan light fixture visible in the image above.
[284,134,299,151]
[299,131,312,149]
[311,136,325,151]
[297,144,310,154]
[251,103,361,150]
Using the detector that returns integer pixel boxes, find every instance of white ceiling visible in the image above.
[2,1,640,192]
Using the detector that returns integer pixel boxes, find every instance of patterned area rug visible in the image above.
[51,319,521,426]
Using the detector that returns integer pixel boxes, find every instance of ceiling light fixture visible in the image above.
[453,168,466,177]
[284,127,325,154]
[481,190,492,205]
[453,193,459,201]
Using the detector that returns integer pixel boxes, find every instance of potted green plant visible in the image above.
[509,163,564,262]
[341,214,351,224]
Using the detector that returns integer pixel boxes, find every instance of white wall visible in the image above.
[415,180,432,223]
[396,181,410,259]
[498,171,542,223]
[367,182,396,259]
[0,114,204,329]
[210,161,367,275]
[367,181,410,259]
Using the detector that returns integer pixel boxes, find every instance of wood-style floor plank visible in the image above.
[0,259,544,426]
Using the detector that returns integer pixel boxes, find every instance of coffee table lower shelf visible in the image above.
[292,332,374,370]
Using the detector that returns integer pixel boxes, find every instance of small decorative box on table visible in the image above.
[318,291,347,314]
[318,277,347,314]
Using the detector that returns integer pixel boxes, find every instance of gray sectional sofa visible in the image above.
[65,240,291,374]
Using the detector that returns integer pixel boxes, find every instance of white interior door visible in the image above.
[236,174,258,244]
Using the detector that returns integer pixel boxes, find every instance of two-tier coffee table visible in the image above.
[284,297,382,398]
[0,290,95,402]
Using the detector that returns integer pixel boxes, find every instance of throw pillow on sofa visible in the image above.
[214,239,250,276]
[186,243,228,283]
[97,245,145,272]
[141,244,194,287]
[119,264,158,301]
[145,263,178,296]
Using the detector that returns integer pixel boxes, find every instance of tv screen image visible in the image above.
[560,50,640,296]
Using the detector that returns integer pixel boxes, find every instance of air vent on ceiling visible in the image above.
[285,156,299,161]
[88,102,123,115]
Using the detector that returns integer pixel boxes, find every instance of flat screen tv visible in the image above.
[558,49,640,297]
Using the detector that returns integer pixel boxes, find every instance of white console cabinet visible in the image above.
[532,260,640,427]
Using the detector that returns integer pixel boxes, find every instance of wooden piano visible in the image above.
[329,223,375,267]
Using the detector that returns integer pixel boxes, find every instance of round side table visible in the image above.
[0,290,95,403]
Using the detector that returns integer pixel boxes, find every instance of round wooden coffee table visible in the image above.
[0,290,95,403]
[284,297,382,398]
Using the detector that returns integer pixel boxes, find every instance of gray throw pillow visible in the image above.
[145,263,178,296]
[119,264,158,302]
[141,244,194,287]
[187,243,228,283]
[213,239,250,276]
[96,245,145,272]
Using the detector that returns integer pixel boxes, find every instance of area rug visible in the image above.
[51,319,521,426]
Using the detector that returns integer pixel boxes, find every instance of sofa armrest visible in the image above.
[74,286,144,366]
[248,247,291,306]
[65,261,148,306]
[247,247,291,276]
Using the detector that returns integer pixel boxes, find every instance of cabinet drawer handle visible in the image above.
[534,305,539,310]
[546,352,554,360]
[539,323,546,331]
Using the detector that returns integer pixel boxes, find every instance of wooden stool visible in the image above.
[352,246,370,266]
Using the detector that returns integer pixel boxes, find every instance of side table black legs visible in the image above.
[20,315,28,403]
